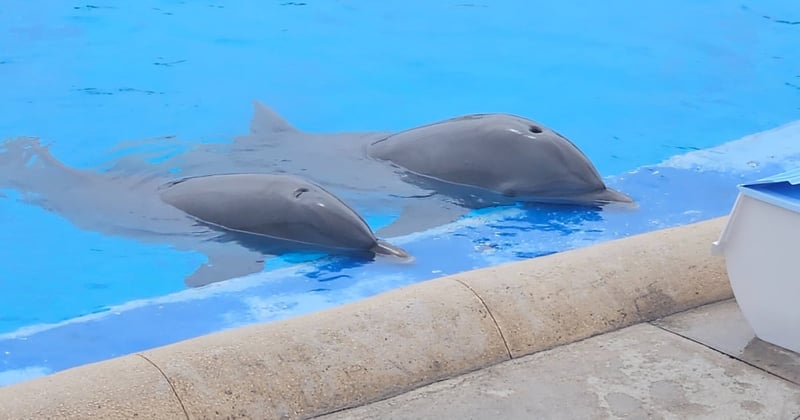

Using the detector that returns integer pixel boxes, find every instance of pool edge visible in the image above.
[0,217,732,419]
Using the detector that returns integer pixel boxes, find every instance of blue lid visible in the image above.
[738,167,800,213]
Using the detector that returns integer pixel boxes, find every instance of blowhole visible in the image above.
[529,125,543,134]
[293,187,309,198]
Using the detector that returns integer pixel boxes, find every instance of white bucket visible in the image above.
[713,168,800,354]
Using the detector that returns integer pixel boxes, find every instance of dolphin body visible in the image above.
[0,139,408,287]
[366,113,634,206]
[160,173,408,260]
[107,102,634,236]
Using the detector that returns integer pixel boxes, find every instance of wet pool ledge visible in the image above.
[0,217,732,419]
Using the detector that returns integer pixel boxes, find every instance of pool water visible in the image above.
[1,1,799,386]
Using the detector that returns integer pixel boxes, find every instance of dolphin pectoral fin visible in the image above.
[375,198,470,238]
[249,100,300,136]
[185,246,267,288]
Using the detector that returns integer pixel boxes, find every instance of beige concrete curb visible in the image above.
[0,217,732,420]
[454,216,731,358]
[0,353,187,419]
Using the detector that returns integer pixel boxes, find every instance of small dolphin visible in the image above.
[159,173,408,259]
[0,138,409,287]
[366,113,634,206]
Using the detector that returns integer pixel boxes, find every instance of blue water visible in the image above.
[1,1,799,385]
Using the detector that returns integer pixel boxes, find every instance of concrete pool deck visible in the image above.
[2,216,796,419]
[321,299,800,420]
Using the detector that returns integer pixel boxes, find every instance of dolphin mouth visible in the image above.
[520,187,636,208]
[372,239,414,262]
[596,187,635,204]
[573,188,637,210]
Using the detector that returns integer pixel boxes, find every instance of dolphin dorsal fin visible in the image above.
[249,100,300,135]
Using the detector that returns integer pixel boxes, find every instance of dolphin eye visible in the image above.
[528,125,543,134]
[293,187,309,198]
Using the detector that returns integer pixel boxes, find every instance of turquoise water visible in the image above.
[1,1,799,385]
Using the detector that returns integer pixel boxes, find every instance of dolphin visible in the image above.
[159,173,408,259]
[0,138,409,287]
[105,101,634,237]
[366,113,634,206]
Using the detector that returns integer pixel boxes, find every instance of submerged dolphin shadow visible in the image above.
[105,101,637,238]
[0,138,409,287]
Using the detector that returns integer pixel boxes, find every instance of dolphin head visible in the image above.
[484,115,635,205]
[367,113,634,207]
[279,179,379,247]
[160,173,410,258]
[273,178,413,257]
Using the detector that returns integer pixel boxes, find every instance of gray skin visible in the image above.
[106,101,634,237]
[160,173,407,258]
[366,113,634,206]
[0,139,409,287]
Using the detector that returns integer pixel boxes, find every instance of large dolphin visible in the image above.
[0,138,408,287]
[366,113,634,206]
[106,101,635,236]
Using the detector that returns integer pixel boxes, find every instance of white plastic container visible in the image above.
[712,167,800,353]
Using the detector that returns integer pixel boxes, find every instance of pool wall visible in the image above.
[0,217,731,419]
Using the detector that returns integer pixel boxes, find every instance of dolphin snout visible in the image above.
[372,239,413,262]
